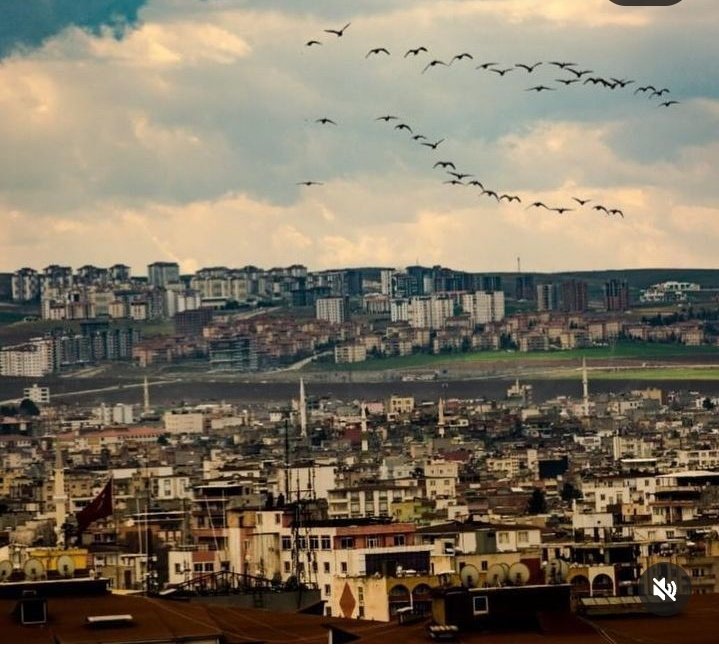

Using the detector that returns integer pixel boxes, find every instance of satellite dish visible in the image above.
[24,558,46,581]
[546,558,568,583]
[0,560,13,582]
[486,563,509,586]
[460,564,480,588]
[508,562,531,585]
[56,555,75,578]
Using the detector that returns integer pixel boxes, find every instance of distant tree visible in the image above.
[0,405,18,417]
[560,481,582,502]
[527,488,547,514]
[18,398,40,417]
[157,434,169,446]
[702,398,715,411]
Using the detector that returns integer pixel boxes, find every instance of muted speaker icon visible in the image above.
[652,577,677,602]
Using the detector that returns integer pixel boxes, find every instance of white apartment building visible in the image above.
[0,338,54,377]
[316,297,348,324]
[461,291,506,325]
[164,410,206,435]
[23,384,50,404]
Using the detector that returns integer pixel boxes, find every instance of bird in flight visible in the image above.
[422,59,448,73]
[405,46,428,57]
[412,134,427,141]
[593,205,610,214]
[315,118,336,125]
[433,161,455,169]
[526,85,555,92]
[552,207,574,214]
[556,78,580,86]
[467,180,484,189]
[448,172,473,180]
[650,88,671,98]
[567,68,593,78]
[481,189,500,201]
[366,47,390,58]
[444,179,465,186]
[609,209,625,217]
[634,85,657,95]
[324,23,351,37]
[376,115,398,122]
[451,52,474,64]
[572,197,592,206]
[528,201,550,210]
[659,100,680,108]
[500,194,522,203]
[297,181,323,186]
[548,61,578,69]
[476,62,499,70]
[490,68,514,76]
[611,78,635,88]
[394,123,413,132]
[421,138,445,150]
[516,62,543,73]
[305,40,322,47]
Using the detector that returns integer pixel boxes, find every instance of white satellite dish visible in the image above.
[24,558,46,581]
[486,563,509,586]
[56,555,75,578]
[0,560,13,582]
[546,558,569,583]
[460,564,480,588]
[508,562,531,585]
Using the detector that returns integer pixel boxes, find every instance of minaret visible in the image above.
[360,403,368,452]
[53,439,68,547]
[299,378,307,438]
[438,398,446,438]
[582,357,590,417]
[143,376,150,414]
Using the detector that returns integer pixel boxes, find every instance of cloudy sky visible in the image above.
[0,0,717,274]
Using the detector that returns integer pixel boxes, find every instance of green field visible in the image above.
[316,342,719,372]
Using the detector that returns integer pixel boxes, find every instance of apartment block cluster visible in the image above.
[3,379,719,620]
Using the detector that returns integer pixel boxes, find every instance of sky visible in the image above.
[0,0,717,274]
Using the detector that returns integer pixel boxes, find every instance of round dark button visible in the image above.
[638,562,692,617]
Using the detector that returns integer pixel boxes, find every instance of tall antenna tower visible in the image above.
[517,256,521,273]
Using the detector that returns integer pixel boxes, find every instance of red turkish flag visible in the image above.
[76,479,113,532]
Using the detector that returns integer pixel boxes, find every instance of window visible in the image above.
[321,535,331,550]
[324,562,331,574]
[310,536,319,550]
[299,537,308,550]
[324,584,331,596]
[480,561,488,570]
[340,537,355,549]
[340,562,348,573]
[281,536,292,550]
[275,513,281,524]
[193,563,203,573]
[204,562,214,572]
[326,607,332,616]
[473,596,489,615]
[367,536,379,548]
[358,605,365,619]
[393,535,405,546]
[174,563,182,575]
[497,532,509,544]
[358,587,364,603]
[284,561,291,572]
[667,530,675,539]
[518,531,529,543]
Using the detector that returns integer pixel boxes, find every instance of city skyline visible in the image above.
[0,1,717,272]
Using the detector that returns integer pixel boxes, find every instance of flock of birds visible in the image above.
[296,21,682,218]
